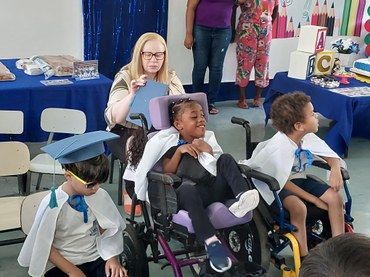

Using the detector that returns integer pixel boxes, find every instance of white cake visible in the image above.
[350,58,370,77]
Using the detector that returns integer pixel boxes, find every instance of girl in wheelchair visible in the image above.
[134,98,259,273]
[241,92,345,260]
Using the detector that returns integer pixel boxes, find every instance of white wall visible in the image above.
[0,0,83,59]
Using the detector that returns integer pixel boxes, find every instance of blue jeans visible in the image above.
[192,24,231,106]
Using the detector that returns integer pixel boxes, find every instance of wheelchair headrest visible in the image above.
[149,93,209,130]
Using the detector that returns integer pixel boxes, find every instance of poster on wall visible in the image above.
[272,0,366,39]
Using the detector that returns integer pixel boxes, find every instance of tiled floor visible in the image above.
[1,99,370,276]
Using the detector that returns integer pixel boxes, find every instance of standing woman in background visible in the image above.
[105,32,185,215]
[235,0,278,109]
[184,0,235,115]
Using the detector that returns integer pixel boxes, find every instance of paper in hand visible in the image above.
[127,80,168,128]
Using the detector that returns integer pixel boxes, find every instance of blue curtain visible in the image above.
[82,0,168,80]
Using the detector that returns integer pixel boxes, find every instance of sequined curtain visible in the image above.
[82,0,168,80]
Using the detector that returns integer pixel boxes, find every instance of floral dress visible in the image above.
[235,0,278,88]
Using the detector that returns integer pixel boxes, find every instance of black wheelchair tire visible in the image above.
[188,210,270,276]
[121,224,149,277]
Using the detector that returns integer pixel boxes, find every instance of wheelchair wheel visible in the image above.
[222,210,270,271]
[120,224,149,277]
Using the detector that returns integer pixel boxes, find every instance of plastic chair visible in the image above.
[27,108,87,193]
[0,141,30,246]
[0,110,24,141]
[0,110,26,194]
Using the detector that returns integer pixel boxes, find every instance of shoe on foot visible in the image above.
[206,241,232,273]
[123,191,142,217]
[228,189,259,218]
[237,99,248,109]
[208,104,219,115]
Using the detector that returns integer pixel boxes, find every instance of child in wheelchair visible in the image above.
[134,98,260,273]
[241,92,345,260]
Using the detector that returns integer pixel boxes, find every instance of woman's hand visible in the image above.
[184,34,194,49]
[105,256,128,277]
[129,74,147,96]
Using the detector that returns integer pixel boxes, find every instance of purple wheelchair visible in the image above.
[119,93,274,276]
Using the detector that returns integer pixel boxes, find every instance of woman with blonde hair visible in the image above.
[105,32,185,215]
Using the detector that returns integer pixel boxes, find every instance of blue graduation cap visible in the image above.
[41,131,119,208]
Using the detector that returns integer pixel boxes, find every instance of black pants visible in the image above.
[45,257,106,277]
[176,153,248,242]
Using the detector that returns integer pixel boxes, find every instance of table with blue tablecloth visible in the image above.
[0,59,113,142]
[264,71,370,156]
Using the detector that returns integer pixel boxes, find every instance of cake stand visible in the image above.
[333,72,356,84]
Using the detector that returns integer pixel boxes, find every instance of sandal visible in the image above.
[237,100,248,109]
[252,96,261,107]
[208,105,219,115]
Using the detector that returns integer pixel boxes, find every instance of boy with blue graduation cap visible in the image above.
[18,131,128,277]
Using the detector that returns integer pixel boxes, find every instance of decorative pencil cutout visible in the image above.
[318,0,328,27]
[295,22,301,37]
[326,2,335,36]
[354,0,366,36]
[278,1,287,38]
[311,0,319,26]
[347,0,360,36]
[287,17,295,37]
[340,0,351,35]
[272,10,279,38]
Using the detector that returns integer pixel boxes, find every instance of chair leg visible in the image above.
[109,154,116,184]
[36,173,43,190]
[17,173,28,196]
[118,161,124,205]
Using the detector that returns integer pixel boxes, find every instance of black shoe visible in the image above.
[205,241,232,273]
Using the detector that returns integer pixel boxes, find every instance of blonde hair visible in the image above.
[128,32,170,84]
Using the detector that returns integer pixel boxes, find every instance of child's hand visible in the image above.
[178,144,201,158]
[192,139,212,154]
[105,256,128,277]
[129,74,147,96]
[314,197,328,211]
[328,168,343,192]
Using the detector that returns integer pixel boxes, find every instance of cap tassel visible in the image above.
[48,160,58,208]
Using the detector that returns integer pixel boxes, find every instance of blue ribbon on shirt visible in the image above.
[68,195,88,223]
[295,147,313,171]
[178,139,189,146]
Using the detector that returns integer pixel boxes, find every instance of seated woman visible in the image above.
[134,98,259,273]
[104,32,185,213]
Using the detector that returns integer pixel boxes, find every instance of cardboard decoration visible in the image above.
[314,51,335,75]
[288,51,316,80]
[297,25,328,54]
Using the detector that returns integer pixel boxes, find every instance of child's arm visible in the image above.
[162,144,201,173]
[49,246,86,277]
[284,180,328,210]
[105,256,128,277]
[321,156,343,191]
[192,139,213,155]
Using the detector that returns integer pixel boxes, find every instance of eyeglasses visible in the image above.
[67,170,98,189]
[141,51,165,60]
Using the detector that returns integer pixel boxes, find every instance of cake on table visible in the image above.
[350,58,370,77]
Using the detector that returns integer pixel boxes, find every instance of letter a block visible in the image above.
[297,25,327,54]
[288,51,316,80]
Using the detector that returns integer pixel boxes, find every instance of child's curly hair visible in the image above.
[127,98,200,169]
[270,92,311,134]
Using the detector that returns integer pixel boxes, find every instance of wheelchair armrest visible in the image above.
[238,164,280,191]
[312,160,350,180]
[147,171,182,185]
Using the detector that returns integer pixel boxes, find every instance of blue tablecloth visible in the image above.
[264,72,370,156]
[0,59,113,142]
